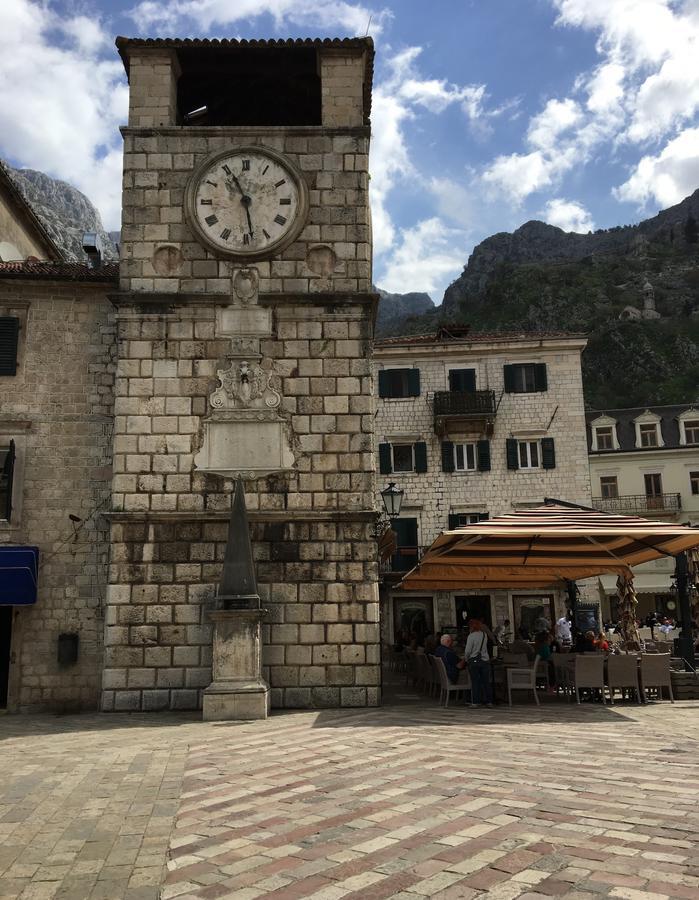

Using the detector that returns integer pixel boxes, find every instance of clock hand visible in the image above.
[241,194,254,237]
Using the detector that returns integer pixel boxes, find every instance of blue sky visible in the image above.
[1,0,699,303]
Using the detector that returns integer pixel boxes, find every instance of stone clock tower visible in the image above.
[102,37,379,712]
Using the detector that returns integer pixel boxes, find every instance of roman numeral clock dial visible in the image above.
[185,147,308,260]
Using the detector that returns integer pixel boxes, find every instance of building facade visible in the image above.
[374,328,592,643]
[587,404,699,619]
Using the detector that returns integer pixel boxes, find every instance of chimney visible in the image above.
[82,232,102,269]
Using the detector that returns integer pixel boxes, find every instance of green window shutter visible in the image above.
[506,438,519,470]
[503,364,516,393]
[535,363,548,392]
[477,439,491,471]
[2,439,15,522]
[414,441,428,473]
[441,441,454,472]
[407,368,421,397]
[448,513,460,529]
[449,368,476,392]
[378,442,392,474]
[378,370,390,398]
[478,512,490,521]
[0,317,19,376]
[542,437,556,469]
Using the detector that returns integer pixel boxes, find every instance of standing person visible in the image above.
[493,618,512,645]
[464,620,492,708]
[556,613,572,647]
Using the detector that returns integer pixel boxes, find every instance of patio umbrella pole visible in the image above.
[566,579,579,639]
[674,551,696,672]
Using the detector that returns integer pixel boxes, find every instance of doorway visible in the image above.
[0,606,12,708]
[454,595,493,629]
[392,596,434,644]
[512,594,555,639]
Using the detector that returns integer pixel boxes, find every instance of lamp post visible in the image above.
[380,482,404,520]
[673,551,696,671]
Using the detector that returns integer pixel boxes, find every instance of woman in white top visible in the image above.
[464,620,492,708]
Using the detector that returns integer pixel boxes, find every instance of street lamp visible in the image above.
[380,482,404,519]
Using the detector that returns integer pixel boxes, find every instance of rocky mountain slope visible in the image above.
[6,164,117,262]
[398,192,699,408]
[375,288,435,336]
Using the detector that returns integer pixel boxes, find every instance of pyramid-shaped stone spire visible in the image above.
[217,479,260,609]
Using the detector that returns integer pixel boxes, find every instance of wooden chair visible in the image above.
[607,654,641,704]
[433,656,470,707]
[573,655,606,704]
[640,654,674,702]
[507,654,542,705]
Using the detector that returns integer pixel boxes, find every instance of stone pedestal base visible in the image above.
[202,609,270,721]
[203,680,270,721]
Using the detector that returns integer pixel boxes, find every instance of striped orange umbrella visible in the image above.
[399,501,699,591]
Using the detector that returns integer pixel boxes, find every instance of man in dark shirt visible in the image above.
[432,634,461,684]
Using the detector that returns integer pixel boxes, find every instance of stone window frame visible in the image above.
[589,415,620,451]
[678,409,699,446]
[391,442,415,473]
[633,410,663,449]
[0,300,30,378]
[0,420,30,530]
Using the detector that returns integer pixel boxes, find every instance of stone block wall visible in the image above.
[103,300,379,711]
[118,129,371,296]
[0,280,115,711]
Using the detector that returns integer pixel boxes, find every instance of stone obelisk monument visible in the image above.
[202,480,270,720]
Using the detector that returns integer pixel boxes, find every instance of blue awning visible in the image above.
[0,546,39,605]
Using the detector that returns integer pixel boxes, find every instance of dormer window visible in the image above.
[633,411,663,450]
[679,410,699,445]
[639,423,659,447]
[595,427,614,450]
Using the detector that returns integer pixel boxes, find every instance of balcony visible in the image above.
[591,493,682,517]
[433,390,497,436]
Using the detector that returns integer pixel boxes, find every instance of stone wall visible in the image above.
[0,280,115,711]
[103,300,379,711]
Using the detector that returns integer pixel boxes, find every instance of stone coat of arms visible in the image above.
[210,360,281,411]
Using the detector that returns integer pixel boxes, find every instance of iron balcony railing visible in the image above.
[433,389,497,418]
[592,493,682,515]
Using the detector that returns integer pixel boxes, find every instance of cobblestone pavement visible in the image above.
[2,697,699,900]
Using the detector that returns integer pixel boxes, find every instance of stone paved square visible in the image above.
[1,696,699,899]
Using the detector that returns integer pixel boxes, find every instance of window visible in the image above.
[0,317,20,376]
[454,442,476,471]
[684,420,699,445]
[449,512,489,528]
[379,441,427,474]
[691,472,699,496]
[600,476,618,499]
[378,368,420,399]
[441,440,491,473]
[506,437,556,470]
[392,444,414,473]
[0,441,15,521]
[518,440,540,469]
[448,368,476,392]
[503,363,547,393]
[639,423,659,447]
[644,473,663,508]
[595,427,614,450]
[390,518,419,572]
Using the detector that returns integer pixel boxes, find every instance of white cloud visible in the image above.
[0,0,127,230]
[614,127,699,207]
[527,98,583,151]
[129,0,390,34]
[378,218,466,296]
[542,198,595,232]
[482,151,554,203]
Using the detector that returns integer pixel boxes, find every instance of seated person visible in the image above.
[433,634,464,684]
[574,630,598,652]
[596,632,609,651]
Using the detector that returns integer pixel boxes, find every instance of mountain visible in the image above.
[398,192,699,408]
[6,164,118,262]
[375,288,435,336]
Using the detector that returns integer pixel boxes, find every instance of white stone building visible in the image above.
[587,404,699,620]
[374,327,592,642]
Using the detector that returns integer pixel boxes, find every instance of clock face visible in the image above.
[186,147,307,259]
